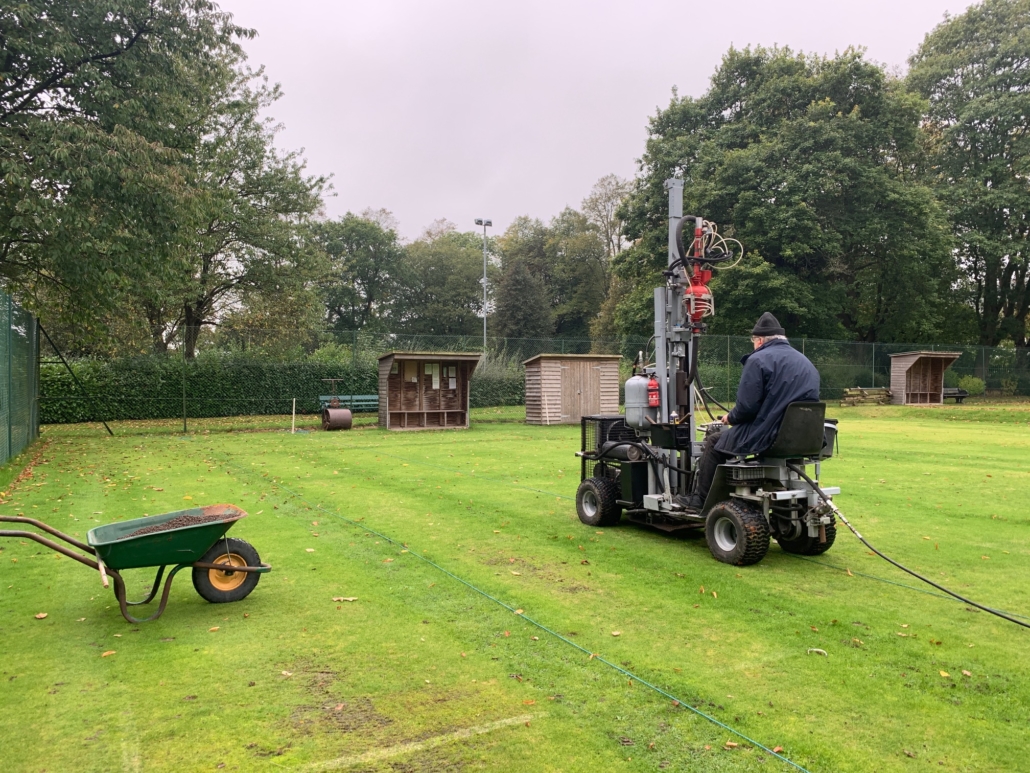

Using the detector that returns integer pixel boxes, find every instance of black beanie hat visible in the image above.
[751,312,785,337]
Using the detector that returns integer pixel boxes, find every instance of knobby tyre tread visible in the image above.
[576,476,622,527]
[705,499,770,566]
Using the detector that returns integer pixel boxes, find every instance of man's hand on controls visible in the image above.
[720,414,730,426]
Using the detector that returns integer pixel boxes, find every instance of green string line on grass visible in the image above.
[210,451,814,773]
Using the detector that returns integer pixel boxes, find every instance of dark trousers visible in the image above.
[693,428,734,504]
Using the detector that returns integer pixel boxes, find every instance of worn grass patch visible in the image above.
[1,403,1028,771]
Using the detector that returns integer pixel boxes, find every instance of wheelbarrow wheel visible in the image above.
[192,538,262,603]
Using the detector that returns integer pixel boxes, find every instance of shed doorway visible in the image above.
[561,360,601,422]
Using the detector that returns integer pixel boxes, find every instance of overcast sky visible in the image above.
[218,0,972,240]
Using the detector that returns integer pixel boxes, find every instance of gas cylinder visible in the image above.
[625,374,657,430]
[647,376,660,407]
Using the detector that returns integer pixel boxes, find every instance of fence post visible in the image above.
[871,342,875,388]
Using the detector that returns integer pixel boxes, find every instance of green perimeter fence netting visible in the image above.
[0,294,39,461]
[38,329,1030,429]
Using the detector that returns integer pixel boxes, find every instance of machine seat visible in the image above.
[759,402,826,460]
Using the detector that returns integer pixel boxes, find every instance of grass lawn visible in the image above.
[1,403,1028,772]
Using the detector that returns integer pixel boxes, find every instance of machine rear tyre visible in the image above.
[776,520,836,556]
[192,538,262,603]
[705,499,769,566]
[576,477,621,527]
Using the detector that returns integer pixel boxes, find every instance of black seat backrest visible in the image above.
[761,402,827,459]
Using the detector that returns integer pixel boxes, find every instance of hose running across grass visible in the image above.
[787,464,1030,631]
[370,451,1030,626]
[211,448,815,773]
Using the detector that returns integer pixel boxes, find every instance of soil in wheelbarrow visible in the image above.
[125,513,228,538]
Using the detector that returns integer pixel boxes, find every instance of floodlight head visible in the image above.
[474,218,483,226]
[484,219,493,227]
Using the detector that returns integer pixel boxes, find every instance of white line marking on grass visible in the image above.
[306,713,541,770]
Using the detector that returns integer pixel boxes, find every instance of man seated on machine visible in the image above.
[684,312,820,512]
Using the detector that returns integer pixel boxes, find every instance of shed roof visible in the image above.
[523,353,623,365]
[377,351,483,363]
[887,351,962,359]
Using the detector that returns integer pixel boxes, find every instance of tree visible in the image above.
[394,224,490,336]
[137,64,327,358]
[493,259,552,339]
[547,208,608,339]
[314,213,403,332]
[619,47,955,342]
[908,0,1030,346]
[582,174,632,263]
[0,0,250,322]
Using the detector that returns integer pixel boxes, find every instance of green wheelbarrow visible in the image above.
[0,504,271,623]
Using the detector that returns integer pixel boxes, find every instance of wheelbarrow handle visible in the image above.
[0,515,92,553]
[0,529,99,571]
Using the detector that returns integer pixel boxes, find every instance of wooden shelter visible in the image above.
[524,354,622,425]
[378,352,481,430]
[889,351,961,405]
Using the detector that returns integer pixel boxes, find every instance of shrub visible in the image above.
[958,375,985,396]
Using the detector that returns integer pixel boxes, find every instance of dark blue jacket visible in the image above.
[717,338,820,456]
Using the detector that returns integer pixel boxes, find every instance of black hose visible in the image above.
[787,463,1030,631]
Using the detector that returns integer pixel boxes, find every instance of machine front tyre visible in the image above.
[776,520,836,556]
[192,538,262,603]
[705,500,769,566]
[576,477,622,527]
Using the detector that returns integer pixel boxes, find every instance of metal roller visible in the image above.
[322,407,353,431]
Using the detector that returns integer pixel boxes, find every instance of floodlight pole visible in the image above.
[475,218,492,350]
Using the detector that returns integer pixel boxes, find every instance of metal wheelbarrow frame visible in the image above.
[0,504,271,623]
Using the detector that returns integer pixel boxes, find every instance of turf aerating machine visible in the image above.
[575,179,839,566]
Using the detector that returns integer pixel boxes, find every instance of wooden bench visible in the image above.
[319,394,378,412]
[943,387,970,404]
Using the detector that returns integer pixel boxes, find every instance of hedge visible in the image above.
[40,356,524,424]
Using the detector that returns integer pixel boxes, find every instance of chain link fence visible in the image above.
[38,328,1030,432]
[0,294,40,462]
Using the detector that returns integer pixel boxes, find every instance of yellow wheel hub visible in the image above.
[208,553,248,592]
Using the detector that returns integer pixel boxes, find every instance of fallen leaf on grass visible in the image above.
[281,671,293,678]
[34,612,47,619]
[209,627,220,632]
[724,741,738,749]
[773,746,784,753]
[981,555,990,560]
[531,636,539,641]
[940,671,950,678]
[514,609,523,615]
[183,695,197,701]
[383,558,393,563]
[152,487,163,492]
[332,597,358,602]
[580,559,590,565]
[807,648,828,656]
[904,750,916,758]
[305,548,314,553]
[101,651,115,657]
[77,618,86,622]
[523,699,536,705]
[699,586,705,594]
[183,496,192,501]
[611,631,621,637]
[711,591,718,599]
[962,670,972,676]
[510,571,521,576]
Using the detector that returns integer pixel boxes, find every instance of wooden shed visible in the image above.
[378,352,482,430]
[889,351,962,405]
[524,354,622,425]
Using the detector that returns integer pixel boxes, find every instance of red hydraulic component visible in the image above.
[684,267,714,323]
[647,376,660,407]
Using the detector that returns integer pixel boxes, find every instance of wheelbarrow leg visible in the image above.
[124,566,167,606]
[111,565,189,624]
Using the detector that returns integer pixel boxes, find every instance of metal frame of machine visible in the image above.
[574,179,840,566]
